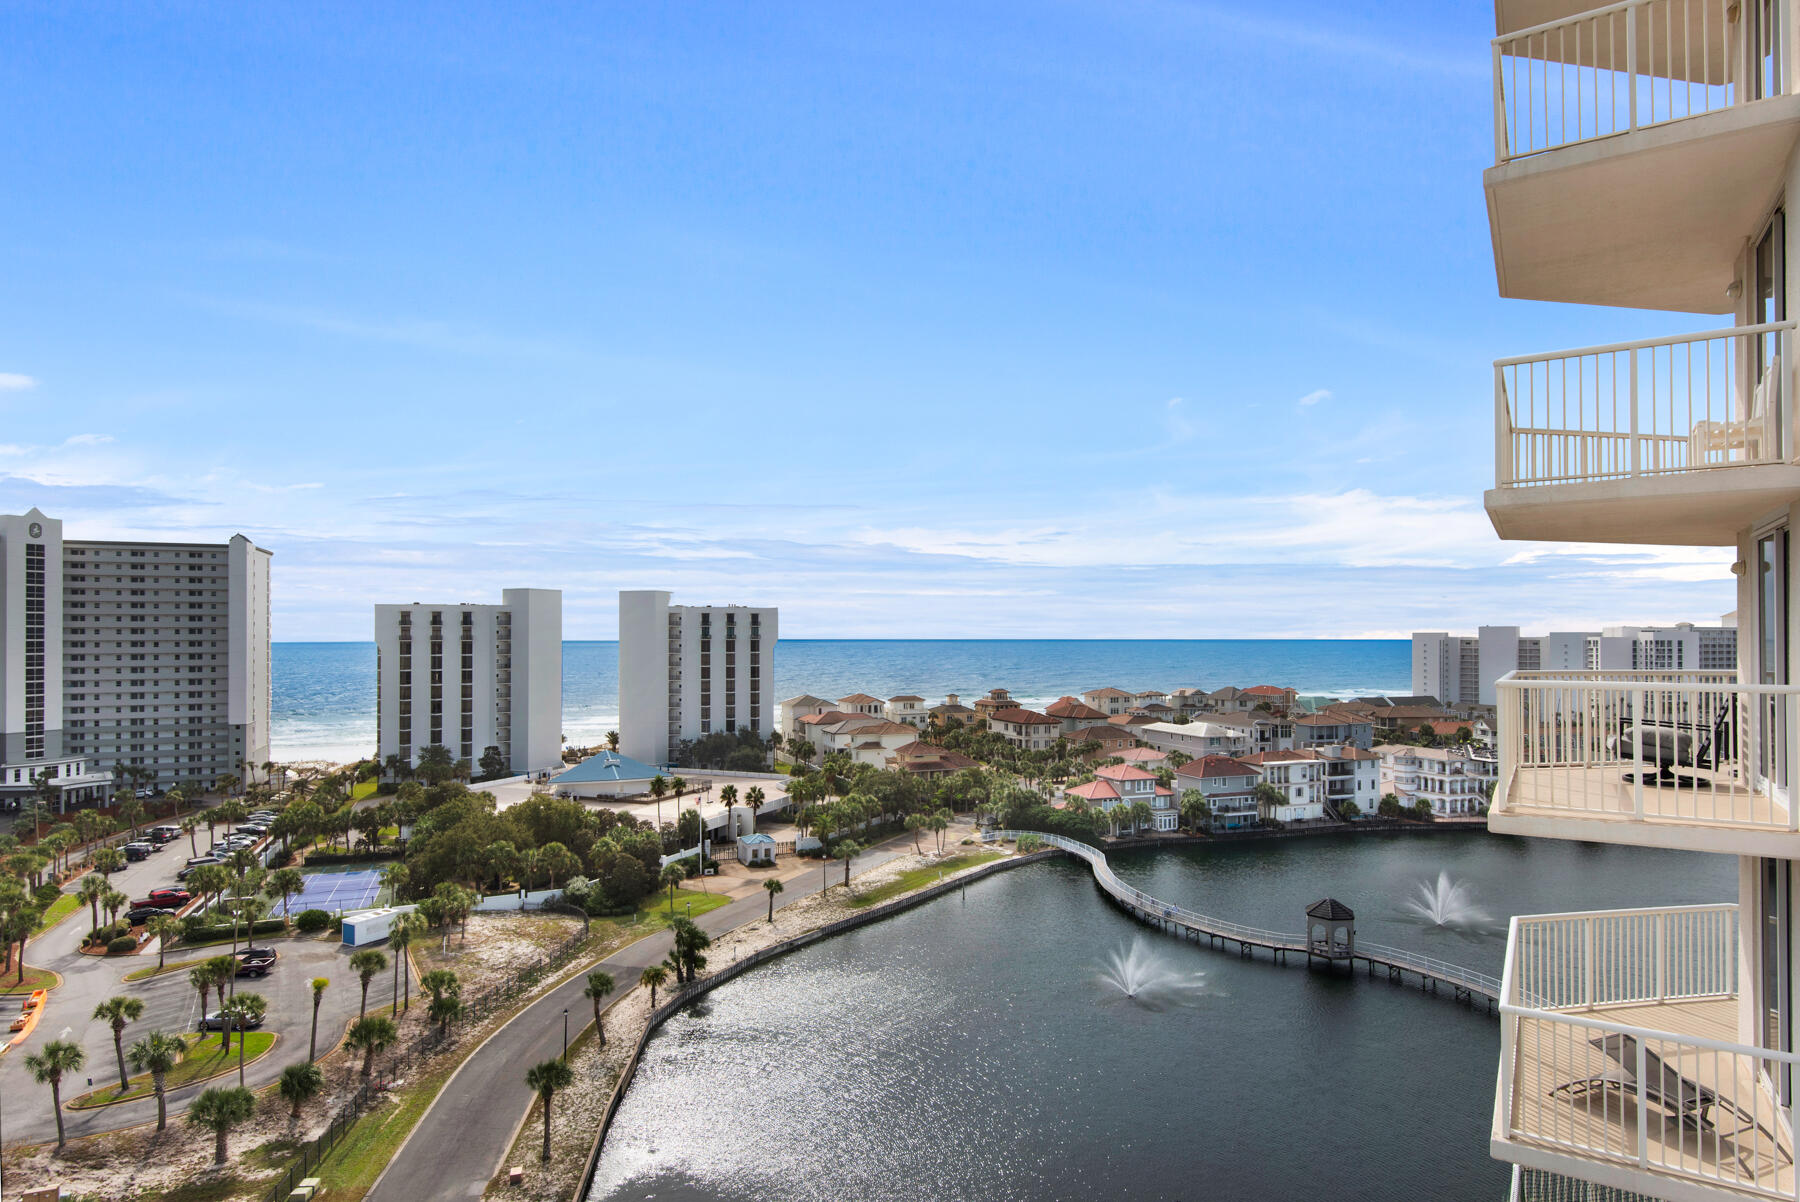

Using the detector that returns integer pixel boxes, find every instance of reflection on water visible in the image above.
[589,838,1733,1202]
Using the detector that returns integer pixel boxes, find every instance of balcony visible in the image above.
[1491,671,1800,856]
[1494,904,1797,1200]
[1488,0,1800,311]
[1486,323,1799,544]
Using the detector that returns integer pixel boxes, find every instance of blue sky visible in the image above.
[0,1,1735,640]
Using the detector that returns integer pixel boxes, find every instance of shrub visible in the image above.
[32,883,61,907]
[294,909,333,933]
[180,917,287,944]
[106,936,138,955]
[1016,833,1044,853]
[89,922,128,947]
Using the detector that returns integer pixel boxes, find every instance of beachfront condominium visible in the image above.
[1480,4,1800,1198]
[617,589,777,767]
[1412,623,1737,706]
[374,589,562,776]
[0,507,272,809]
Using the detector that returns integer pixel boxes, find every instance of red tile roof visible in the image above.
[838,693,885,705]
[1242,685,1296,697]
[1113,748,1167,763]
[990,708,1059,726]
[1177,755,1258,778]
[1096,764,1157,781]
[1064,779,1121,801]
[1084,686,1133,699]
[1046,697,1108,720]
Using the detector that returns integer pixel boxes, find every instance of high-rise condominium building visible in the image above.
[1480,4,1800,1198]
[0,508,272,809]
[1413,623,1738,706]
[617,589,777,766]
[374,590,562,776]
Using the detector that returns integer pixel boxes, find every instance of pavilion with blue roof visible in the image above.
[550,750,662,798]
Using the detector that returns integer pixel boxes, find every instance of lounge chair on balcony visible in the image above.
[1689,353,1779,468]
[1550,1033,1784,1154]
[1612,699,1733,788]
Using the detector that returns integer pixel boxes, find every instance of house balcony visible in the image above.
[1493,903,1798,1201]
[1490,671,1800,856]
[1486,323,1800,544]
[1488,0,1800,311]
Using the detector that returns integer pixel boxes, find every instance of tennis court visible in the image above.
[292,866,388,913]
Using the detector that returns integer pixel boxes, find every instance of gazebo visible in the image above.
[1305,898,1355,967]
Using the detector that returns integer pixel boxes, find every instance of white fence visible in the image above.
[1493,0,1777,161]
[470,887,563,913]
[1495,324,1793,489]
[1493,669,1800,831]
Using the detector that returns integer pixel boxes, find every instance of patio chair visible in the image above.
[1550,1032,1784,1155]
[1612,698,1734,789]
[1690,353,1779,467]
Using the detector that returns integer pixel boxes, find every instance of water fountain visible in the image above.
[1400,870,1491,930]
[1096,936,1206,1003]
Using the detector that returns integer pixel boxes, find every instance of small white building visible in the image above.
[884,695,929,728]
[551,750,661,798]
[1238,750,1328,823]
[736,832,776,866]
[1376,743,1499,816]
[777,695,837,741]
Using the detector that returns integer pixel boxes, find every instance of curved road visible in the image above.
[369,834,921,1201]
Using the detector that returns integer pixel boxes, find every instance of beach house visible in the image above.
[987,708,1061,751]
[1174,755,1260,831]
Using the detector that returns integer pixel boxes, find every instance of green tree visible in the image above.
[763,877,784,922]
[605,730,620,751]
[264,867,306,926]
[279,1061,325,1120]
[187,1085,255,1164]
[536,841,578,891]
[640,963,668,1008]
[128,1030,184,1131]
[390,914,421,1013]
[834,839,863,891]
[77,871,109,936]
[346,1015,398,1078]
[147,913,181,969]
[309,977,330,1062]
[25,1039,83,1148]
[350,948,388,1018]
[583,970,614,1046]
[524,1057,575,1162]
[1179,788,1212,832]
[92,994,145,1091]
[416,744,456,785]
[478,745,508,780]
[659,863,686,917]
[222,992,268,1084]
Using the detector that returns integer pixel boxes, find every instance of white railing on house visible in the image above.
[1496,904,1800,1199]
[1495,324,1794,489]
[1494,670,1799,831]
[1494,0,1780,161]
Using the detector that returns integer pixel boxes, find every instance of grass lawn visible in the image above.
[637,887,732,929]
[845,851,1003,909]
[0,965,60,994]
[351,779,378,801]
[31,892,80,935]
[67,1031,277,1108]
[121,955,214,983]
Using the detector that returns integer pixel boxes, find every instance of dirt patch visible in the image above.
[411,913,585,996]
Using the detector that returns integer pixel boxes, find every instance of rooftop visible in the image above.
[553,751,661,784]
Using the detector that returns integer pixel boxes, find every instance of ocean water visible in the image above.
[271,639,1410,764]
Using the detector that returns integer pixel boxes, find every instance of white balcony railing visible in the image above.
[1495,324,1794,490]
[1496,904,1800,1199]
[1494,0,1781,162]
[1493,671,1799,833]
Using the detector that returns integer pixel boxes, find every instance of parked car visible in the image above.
[125,906,164,926]
[122,844,152,862]
[138,888,189,909]
[234,947,277,977]
[199,1009,263,1032]
[235,824,268,837]
[176,858,221,880]
[147,826,181,843]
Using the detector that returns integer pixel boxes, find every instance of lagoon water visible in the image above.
[272,639,1410,762]
[586,836,1734,1202]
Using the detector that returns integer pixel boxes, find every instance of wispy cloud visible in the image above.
[0,374,37,392]
[1297,388,1331,407]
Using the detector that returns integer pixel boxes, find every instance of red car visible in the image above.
[138,889,190,909]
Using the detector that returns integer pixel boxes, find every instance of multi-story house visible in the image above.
[1187,711,1292,754]
[1236,750,1327,823]
[972,689,1017,721]
[884,695,929,728]
[1063,724,1142,756]
[0,509,274,806]
[617,590,777,767]
[1046,695,1110,734]
[887,740,979,780]
[928,694,978,729]
[1061,763,1170,831]
[1173,754,1262,830]
[1375,744,1497,818]
[1136,720,1252,759]
[1081,686,1135,715]
[987,707,1061,751]
[1290,711,1376,751]
[777,694,837,742]
[375,590,561,777]
[837,693,885,717]
[1479,6,1800,1197]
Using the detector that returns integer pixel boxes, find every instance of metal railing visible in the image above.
[1496,904,1798,1198]
[1495,324,1793,489]
[1494,670,1798,831]
[1494,0,1777,161]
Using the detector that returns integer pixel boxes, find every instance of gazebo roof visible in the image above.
[1306,898,1355,921]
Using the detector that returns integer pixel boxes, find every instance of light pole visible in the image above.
[561,1008,568,1059]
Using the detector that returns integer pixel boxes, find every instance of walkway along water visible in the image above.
[990,831,1502,1010]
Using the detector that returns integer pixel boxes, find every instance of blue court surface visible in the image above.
[292,867,387,913]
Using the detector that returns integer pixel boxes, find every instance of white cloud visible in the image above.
[64,433,113,446]
[1297,388,1332,407]
[0,374,37,392]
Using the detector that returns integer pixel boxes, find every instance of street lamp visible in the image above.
[561,1007,568,1059]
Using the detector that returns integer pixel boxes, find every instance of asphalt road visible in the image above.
[368,836,918,1201]
[0,838,368,1145]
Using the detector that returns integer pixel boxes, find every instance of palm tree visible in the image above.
[718,785,738,838]
[524,1057,574,1162]
[93,995,145,1091]
[128,1030,184,1130]
[583,970,614,1046]
[187,1085,255,1164]
[309,977,330,1062]
[279,1061,324,1120]
[346,1015,398,1078]
[904,814,925,853]
[835,839,863,890]
[24,1040,83,1148]
[390,915,419,1013]
[763,877,784,922]
[350,948,387,1018]
[658,863,686,918]
[640,964,668,1008]
[744,785,765,824]
[649,774,667,834]
[146,913,181,969]
[605,730,620,751]
[225,992,268,1084]
[264,867,305,926]
[76,872,109,936]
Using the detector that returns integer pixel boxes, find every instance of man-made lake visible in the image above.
[587,835,1735,1201]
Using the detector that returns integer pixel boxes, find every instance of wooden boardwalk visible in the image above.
[993,830,1501,1011]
